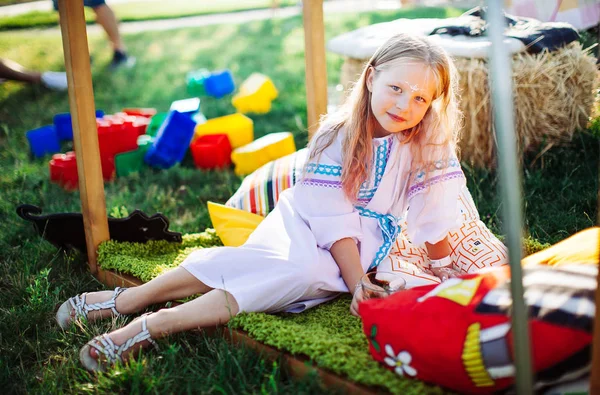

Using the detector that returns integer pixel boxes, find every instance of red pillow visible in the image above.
[359,264,596,394]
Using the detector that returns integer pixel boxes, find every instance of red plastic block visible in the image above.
[122,108,157,118]
[97,117,139,158]
[190,134,232,170]
[49,151,78,190]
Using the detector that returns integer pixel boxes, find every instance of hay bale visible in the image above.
[339,43,599,168]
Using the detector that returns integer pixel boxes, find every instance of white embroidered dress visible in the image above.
[181,131,465,314]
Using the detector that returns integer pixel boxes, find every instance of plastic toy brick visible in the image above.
[204,69,235,98]
[232,73,278,114]
[144,110,196,169]
[53,110,104,140]
[193,113,253,149]
[49,151,78,190]
[97,117,139,158]
[132,117,151,136]
[113,112,151,136]
[115,135,154,177]
[170,98,201,116]
[190,134,232,170]
[186,68,210,96]
[101,156,115,181]
[231,132,296,175]
[122,108,157,118]
[26,125,61,158]
[146,112,168,137]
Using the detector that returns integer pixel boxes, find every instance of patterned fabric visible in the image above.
[357,138,393,206]
[378,187,508,289]
[356,206,400,271]
[360,262,596,394]
[227,137,395,215]
[407,155,463,200]
[226,149,308,217]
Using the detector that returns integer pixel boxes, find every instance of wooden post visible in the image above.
[302,0,328,138]
[57,0,109,274]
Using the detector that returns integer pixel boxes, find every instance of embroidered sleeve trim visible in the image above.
[407,171,465,199]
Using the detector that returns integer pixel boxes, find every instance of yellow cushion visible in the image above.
[522,227,599,267]
[207,201,264,247]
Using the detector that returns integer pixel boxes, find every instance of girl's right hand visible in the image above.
[350,285,364,317]
[431,266,461,282]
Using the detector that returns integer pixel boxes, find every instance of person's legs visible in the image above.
[0,58,42,84]
[63,267,212,322]
[85,287,240,364]
[0,58,68,90]
[89,2,136,69]
[90,3,125,53]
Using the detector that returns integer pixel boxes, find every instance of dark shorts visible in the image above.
[52,0,106,11]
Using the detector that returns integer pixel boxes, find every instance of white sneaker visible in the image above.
[40,71,68,91]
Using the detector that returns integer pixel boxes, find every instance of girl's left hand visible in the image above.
[350,286,364,317]
[431,266,461,282]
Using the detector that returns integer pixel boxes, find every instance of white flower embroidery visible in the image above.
[384,345,417,377]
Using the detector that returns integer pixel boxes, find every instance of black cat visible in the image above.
[16,204,182,252]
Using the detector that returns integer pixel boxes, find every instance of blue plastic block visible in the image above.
[54,110,105,140]
[204,70,235,98]
[26,125,61,158]
[169,98,201,116]
[144,110,196,169]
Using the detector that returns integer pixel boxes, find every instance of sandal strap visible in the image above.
[68,287,127,321]
[87,314,158,366]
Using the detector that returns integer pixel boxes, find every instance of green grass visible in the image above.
[0,0,296,31]
[0,5,598,394]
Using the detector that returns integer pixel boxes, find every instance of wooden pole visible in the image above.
[591,147,600,394]
[57,0,109,274]
[302,0,328,138]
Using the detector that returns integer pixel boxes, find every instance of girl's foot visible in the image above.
[56,287,129,330]
[80,314,158,372]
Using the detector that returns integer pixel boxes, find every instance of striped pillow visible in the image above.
[226,149,308,216]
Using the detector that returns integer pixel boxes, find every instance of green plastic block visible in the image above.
[186,69,210,97]
[115,135,154,177]
[146,112,168,137]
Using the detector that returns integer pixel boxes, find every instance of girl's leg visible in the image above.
[87,288,240,361]
[79,267,212,321]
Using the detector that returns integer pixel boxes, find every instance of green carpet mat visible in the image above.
[97,230,547,394]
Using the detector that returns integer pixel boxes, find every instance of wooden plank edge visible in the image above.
[94,267,383,394]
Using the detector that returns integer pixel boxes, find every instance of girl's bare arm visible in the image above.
[329,237,364,293]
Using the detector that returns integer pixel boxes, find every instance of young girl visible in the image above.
[57,33,495,372]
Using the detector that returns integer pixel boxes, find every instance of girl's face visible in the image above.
[366,61,437,138]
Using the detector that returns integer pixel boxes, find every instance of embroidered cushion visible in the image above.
[359,261,597,394]
[225,149,307,216]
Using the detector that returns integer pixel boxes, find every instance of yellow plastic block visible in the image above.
[231,132,296,176]
[193,113,253,149]
[232,73,278,114]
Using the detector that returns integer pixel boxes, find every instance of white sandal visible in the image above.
[79,314,158,372]
[56,287,128,330]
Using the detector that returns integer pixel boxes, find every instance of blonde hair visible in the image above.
[309,33,462,201]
